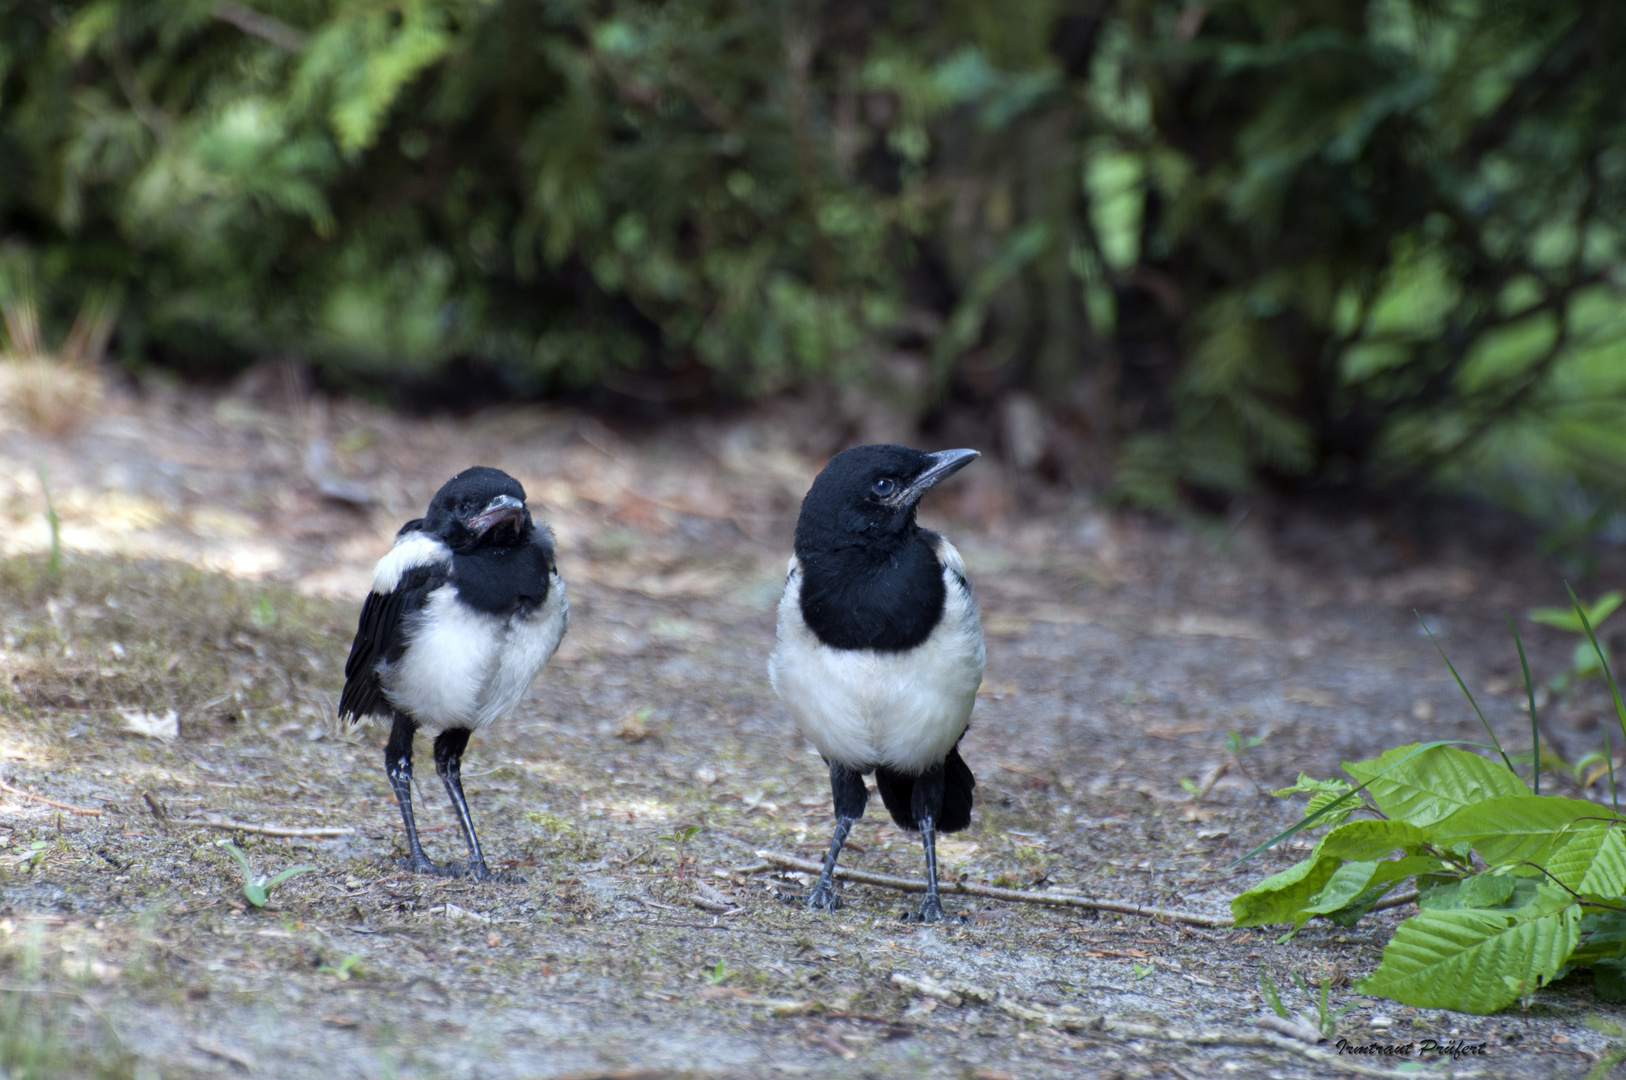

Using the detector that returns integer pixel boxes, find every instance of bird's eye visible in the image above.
[871,478,896,497]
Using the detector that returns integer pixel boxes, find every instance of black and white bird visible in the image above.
[339,467,568,881]
[769,444,984,922]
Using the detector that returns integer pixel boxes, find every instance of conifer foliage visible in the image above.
[1,1,1623,515]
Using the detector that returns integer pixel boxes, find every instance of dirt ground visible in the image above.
[3,372,1626,1079]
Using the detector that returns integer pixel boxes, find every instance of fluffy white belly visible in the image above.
[384,576,568,733]
[769,559,984,775]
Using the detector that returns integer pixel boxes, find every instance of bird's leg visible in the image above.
[385,713,439,875]
[434,728,505,882]
[809,761,868,912]
[912,766,946,923]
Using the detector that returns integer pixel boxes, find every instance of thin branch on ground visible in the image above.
[180,816,354,838]
[0,780,102,816]
[753,851,1234,928]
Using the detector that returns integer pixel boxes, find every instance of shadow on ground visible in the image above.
[0,382,1621,1078]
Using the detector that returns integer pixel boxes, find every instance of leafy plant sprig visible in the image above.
[215,839,315,908]
[1231,589,1626,1014]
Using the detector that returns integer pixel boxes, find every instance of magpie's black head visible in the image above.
[794,445,979,554]
[421,467,533,552]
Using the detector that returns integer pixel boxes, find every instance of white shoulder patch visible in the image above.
[934,536,968,580]
[786,554,802,579]
[371,531,451,594]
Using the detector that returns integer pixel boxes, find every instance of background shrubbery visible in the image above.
[2,0,1625,520]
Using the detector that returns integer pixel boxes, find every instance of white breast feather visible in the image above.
[371,531,451,593]
[769,543,985,774]
[382,574,569,734]
[476,573,569,729]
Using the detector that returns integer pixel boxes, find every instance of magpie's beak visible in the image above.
[897,448,980,507]
[468,494,526,538]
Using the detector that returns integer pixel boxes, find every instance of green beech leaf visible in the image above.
[1317,817,1432,860]
[1344,743,1530,827]
[1431,795,1617,866]
[1545,826,1626,897]
[1231,855,1340,928]
[1304,855,1443,920]
[1593,958,1626,1001]
[1357,889,1580,1013]
[1418,874,1516,911]
[1231,819,1431,927]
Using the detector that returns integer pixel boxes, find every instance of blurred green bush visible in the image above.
[2,0,1624,519]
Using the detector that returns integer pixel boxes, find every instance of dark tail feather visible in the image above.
[873,743,977,833]
[938,744,975,833]
[873,768,916,831]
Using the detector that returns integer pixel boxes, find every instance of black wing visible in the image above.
[338,561,448,723]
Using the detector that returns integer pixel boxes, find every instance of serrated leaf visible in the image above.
[1593,958,1626,1001]
[1432,795,1616,866]
[1357,895,1581,1013]
[1272,773,1352,798]
[1344,743,1529,827]
[1582,909,1626,948]
[1318,817,1431,860]
[1304,789,1356,830]
[1418,874,1516,911]
[1305,855,1443,919]
[1545,826,1626,897]
[1232,855,1340,927]
[1571,909,1626,966]
[1232,819,1431,927]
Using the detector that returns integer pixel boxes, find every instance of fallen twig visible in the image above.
[1373,889,1419,912]
[994,1002,1484,1079]
[697,985,821,1015]
[0,780,101,816]
[181,816,354,839]
[755,851,1233,928]
[756,851,1421,929]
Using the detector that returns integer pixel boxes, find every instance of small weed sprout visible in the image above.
[660,825,701,877]
[214,839,316,908]
[1259,968,1288,1019]
[1132,962,1153,980]
[1293,972,1354,1039]
[1531,590,1622,690]
[317,955,364,981]
[9,840,50,873]
[704,960,732,986]
[249,595,277,629]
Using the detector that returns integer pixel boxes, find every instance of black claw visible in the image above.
[465,863,524,884]
[915,896,946,923]
[397,855,455,877]
[806,884,842,912]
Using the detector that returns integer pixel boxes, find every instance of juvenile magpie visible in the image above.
[339,467,568,881]
[769,444,984,922]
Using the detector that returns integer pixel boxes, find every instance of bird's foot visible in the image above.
[464,861,523,884]
[396,855,456,877]
[805,882,843,912]
[907,895,946,923]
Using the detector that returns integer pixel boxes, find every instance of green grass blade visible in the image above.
[1609,728,1620,817]
[264,865,317,890]
[37,464,60,583]
[214,839,253,880]
[1507,614,1540,797]
[1417,611,1515,777]
[1568,581,1626,758]
[1230,740,1500,866]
